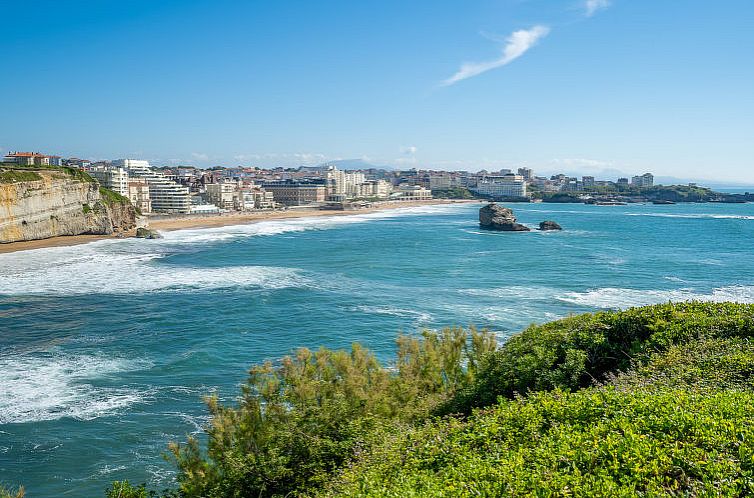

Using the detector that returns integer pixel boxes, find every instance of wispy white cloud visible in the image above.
[442,25,550,86]
[584,0,610,17]
[191,152,209,161]
[401,146,417,155]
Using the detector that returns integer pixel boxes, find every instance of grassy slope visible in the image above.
[325,303,754,497]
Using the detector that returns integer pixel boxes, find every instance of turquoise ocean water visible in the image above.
[2,201,754,495]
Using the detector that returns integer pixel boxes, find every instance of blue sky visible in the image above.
[2,0,753,182]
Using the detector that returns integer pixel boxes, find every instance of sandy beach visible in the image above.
[0,199,477,254]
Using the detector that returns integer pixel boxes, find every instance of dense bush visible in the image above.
[327,386,754,497]
[0,486,23,498]
[444,302,754,414]
[167,328,496,498]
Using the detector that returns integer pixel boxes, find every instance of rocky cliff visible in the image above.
[0,168,137,243]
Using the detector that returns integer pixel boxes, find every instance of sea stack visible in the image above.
[479,203,530,232]
[539,220,562,231]
[135,227,163,239]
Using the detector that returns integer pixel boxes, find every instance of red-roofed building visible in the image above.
[3,151,51,166]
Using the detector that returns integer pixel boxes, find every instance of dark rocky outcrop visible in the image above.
[479,203,530,232]
[538,220,562,231]
[135,227,162,239]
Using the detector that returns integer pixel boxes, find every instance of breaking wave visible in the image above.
[0,353,152,424]
[557,285,754,309]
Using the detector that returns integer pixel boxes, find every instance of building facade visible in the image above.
[394,184,433,201]
[117,159,191,213]
[3,152,50,166]
[326,166,367,198]
[472,174,527,199]
[89,166,130,195]
[263,180,327,206]
[205,182,238,211]
[128,179,151,214]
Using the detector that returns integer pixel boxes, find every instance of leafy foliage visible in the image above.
[105,481,155,498]
[327,387,754,497]
[167,327,496,497]
[444,302,754,414]
[327,316,754,497]
[0,486,24,498]
[430,187,477,199]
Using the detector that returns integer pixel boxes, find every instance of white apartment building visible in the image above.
[472,174,527,199]
[116,159,191,213]
[357,180,392,199]
[326,166,366,198]
[89,166,130,195]
[205,182,238,211]
[240,188,275,210]
[631,173,654,187]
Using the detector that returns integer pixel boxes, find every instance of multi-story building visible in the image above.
[617,177,629,186]
[263,180,327,206]
[3,151,50,166]
[582,176,595,188]
[116,159,191,213]
[326,166,366,198]
[89,166,130,195]
[472,174,527,199]
[357,180,392,199]
[64,158,91,169]
[428,173,452,190]
[128,179,151,214]
[240,187,275,210]
[632,173,654,187]
[517,167,534,181]
[205,182,238,211]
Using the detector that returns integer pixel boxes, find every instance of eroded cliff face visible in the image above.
[0,170,136,243]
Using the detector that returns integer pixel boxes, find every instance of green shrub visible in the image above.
[444,302,754,414]
[327,386,754,497]
[167,327,496,498]
[105,481,154,498]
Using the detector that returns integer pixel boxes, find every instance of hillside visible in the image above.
[0,164,136,243]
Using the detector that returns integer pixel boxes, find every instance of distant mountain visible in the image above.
[317,159,396,171]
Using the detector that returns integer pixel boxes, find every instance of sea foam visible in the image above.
[0,352,152,424]
[557,285,754,309]
[0,204,466,296]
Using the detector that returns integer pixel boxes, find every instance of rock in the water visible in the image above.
[479,203,530,232]
[539,220,562,231]
[135,227,163,239]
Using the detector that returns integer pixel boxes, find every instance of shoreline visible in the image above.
[0,200,477,254]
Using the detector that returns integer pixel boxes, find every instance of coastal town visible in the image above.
[2,150,693,218]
